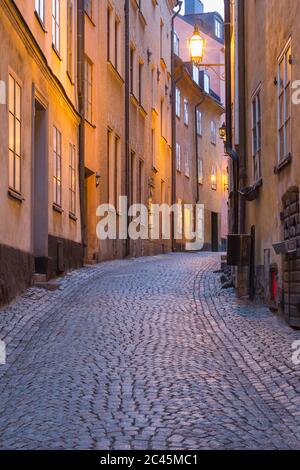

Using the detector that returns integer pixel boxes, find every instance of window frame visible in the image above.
[175,87,181,118]
[196,109,202,136]
[211,120,217,145]
[52,0,61,54]
[84,57,93,124]
[8,73,22,194]
[53,126,62,207]
[176,142,181,172]
[184,98,189,126]
[35,0,45,25]
[277,38,292,163]
[69,143,76,215]
[251,85,262,183]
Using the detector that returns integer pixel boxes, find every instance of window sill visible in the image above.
[8,189,24,203]
[53,203,63,214]
[52,45,62,61]
[130,93,139,108]
[85,118,96,129]
[69,212,77,222]
[34,11,47,33]
[139,104,147,118]
[84,11,96,27]
[160,58,167,70]
[107,61,124,86]
[138,10,147,28]
[66,71,75,85]
[274,153,292,174]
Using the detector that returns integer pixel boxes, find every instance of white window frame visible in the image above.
[211,164,217,191]
[69,143,76,215]
[67,0,74,79]
[84,57,93,123]
[176,143,181,172]
[52,0,60,53]
[185,150,190,178]
[211,120,217,145]
[184,98,189,126]
[196,110,202,136]
[53,127,62,207]
[278,39,292,162]
[8,74,22,194]
[193,65,200,85]
[174,30,179,56]
[35,0,45,24]
[251,85,262,183]
[215,19,222,39]
[198,158,203,184]
[175,88,181,118]
[204,72,210,93]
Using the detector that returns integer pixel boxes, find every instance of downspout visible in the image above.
[195,94,205,203]
[224,0,239,234]
[171,0,183,251]
[124,0,130,257]
[77,0,86,255]
[237,0,246,234]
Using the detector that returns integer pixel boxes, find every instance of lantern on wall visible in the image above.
[188,25,206,66]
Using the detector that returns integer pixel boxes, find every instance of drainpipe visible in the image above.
[171,0,183,251]
[124,0,130,257]
[77,0,86,254]
[237,0,246,235]
[224,0,239,235]
[195,95,205,203]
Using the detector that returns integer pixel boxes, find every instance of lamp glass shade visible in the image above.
[189,27,205,64]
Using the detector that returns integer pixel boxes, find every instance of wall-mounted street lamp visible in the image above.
[95,172,101,188]
[188,25,206,66]
[219,122,227,143]
[188,25,225,70]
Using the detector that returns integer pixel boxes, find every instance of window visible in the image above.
[114,135,120,207]
[198,159,203,184]
[35,0,45,24]
[130,47,135,95]
[211,165,217,190]
[160,99,165,138]
[84,0,92,19]
[160,20,163,60]
[215,19,222,39]
[252,88,262,182]
[184,99,189,126]
[138,62,143,105]
[278,40,292,162]
[174,31,179,55]
[84,57,93,123]
[196,110,202,135]
[8,75,21,193]
[151,128,156,168]
[114,17,120,70]
[175,88,181,118]
[67,0,73,79]
[193,65,200,85]
[204,72,210,93]
[185,151,190,178]
[53,127,62,207]
[137,160,143,204]
[176,143,181,171]
[69,144,76,215]
[52,0,60,53]
[107,7,111,61]
[211,120,217,145]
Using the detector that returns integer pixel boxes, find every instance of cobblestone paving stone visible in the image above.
[0,253,299,450]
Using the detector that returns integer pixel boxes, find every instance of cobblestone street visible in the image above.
[0,253,299,450]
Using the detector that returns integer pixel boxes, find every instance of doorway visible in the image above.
[211,212,219,252]
[33,99,48,273]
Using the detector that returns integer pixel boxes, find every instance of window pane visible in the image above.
[9,75,14,114]
[15,155,21,193]
[9,113,14,151]
[9,150,14,188]
[15,83,21,120]
[15,120,21,156]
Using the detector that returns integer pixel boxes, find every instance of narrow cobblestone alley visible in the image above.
[0,253,299,450]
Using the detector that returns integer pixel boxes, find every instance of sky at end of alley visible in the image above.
[182,0,224,18]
